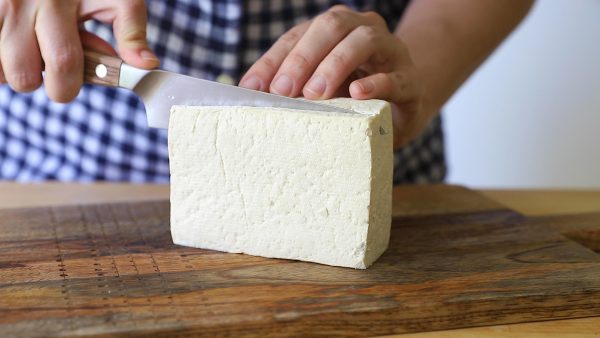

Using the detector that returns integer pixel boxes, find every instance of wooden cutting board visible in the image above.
[1,185,600,337]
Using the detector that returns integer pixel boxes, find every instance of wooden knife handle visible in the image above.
[84,51,123,87]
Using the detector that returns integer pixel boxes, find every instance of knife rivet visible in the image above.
[95,64,108,79]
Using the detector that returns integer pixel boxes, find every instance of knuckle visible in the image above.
[121,26,148,44]
[330,4,350,12]
[376,73,394,92]
[315,11,347,33]
[391,71,408,86]
[8,72,41,92]
[356,25,381,41]
[390,71,419,101]
[388,72,406,93]
[327,52,351,73]
[278,29,302,48]
[257,55,278,74]
[392,36,409,54]
[286,52,312,71]
[371,52,388,66]
[46,48,82,74]
[363,11,387,28]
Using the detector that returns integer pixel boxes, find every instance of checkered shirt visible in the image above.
[0,0,446,184]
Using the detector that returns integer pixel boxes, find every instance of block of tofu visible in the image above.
[168,98,393,269]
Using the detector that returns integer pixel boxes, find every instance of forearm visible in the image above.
[396,0,534,117]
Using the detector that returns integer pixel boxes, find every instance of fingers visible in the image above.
[241,6,384,96]
[0,3,43,93]
[303,25,394,99]
[36,0,83,102]
[269,9,365,96]
[350,71,421,102]
[0,0,155,102]
[112,0,158,68]
[80,0,158,69]
[239,22,310,91]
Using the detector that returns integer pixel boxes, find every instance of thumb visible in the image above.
[112,1,159,69]
[80,0,159,69]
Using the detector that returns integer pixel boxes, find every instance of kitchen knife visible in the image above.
[83,52,358,129]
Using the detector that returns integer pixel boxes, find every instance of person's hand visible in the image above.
[0,0,159,103]
[240,5,430,148]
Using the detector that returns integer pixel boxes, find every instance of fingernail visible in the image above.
[239,76,261,90]
[305,74,326,97]
[357,80,374,94]
[140,49,159,62]
[271,74,293,96]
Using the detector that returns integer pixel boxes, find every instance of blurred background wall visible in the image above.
[443,0,600,188]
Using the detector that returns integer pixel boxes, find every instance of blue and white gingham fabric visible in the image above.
[0,0,446,184]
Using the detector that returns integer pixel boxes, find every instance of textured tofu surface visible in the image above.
[168,98,393,269]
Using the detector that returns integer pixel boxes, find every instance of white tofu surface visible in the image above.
[168,98,393,269]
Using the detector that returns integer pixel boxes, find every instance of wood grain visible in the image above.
[84,51,122,87]
[390,316,600,338]
[1,187,600,337]
[0,182,169,209]
[393,185,506,217]
[481,189,600,216]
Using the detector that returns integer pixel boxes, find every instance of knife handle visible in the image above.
[83,51,123,88]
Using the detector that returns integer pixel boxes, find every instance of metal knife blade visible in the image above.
[84,52,359,130]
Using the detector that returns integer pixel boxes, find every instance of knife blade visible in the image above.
[84,52,359,129]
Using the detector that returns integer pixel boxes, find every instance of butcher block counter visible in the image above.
[1,183,600,337]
